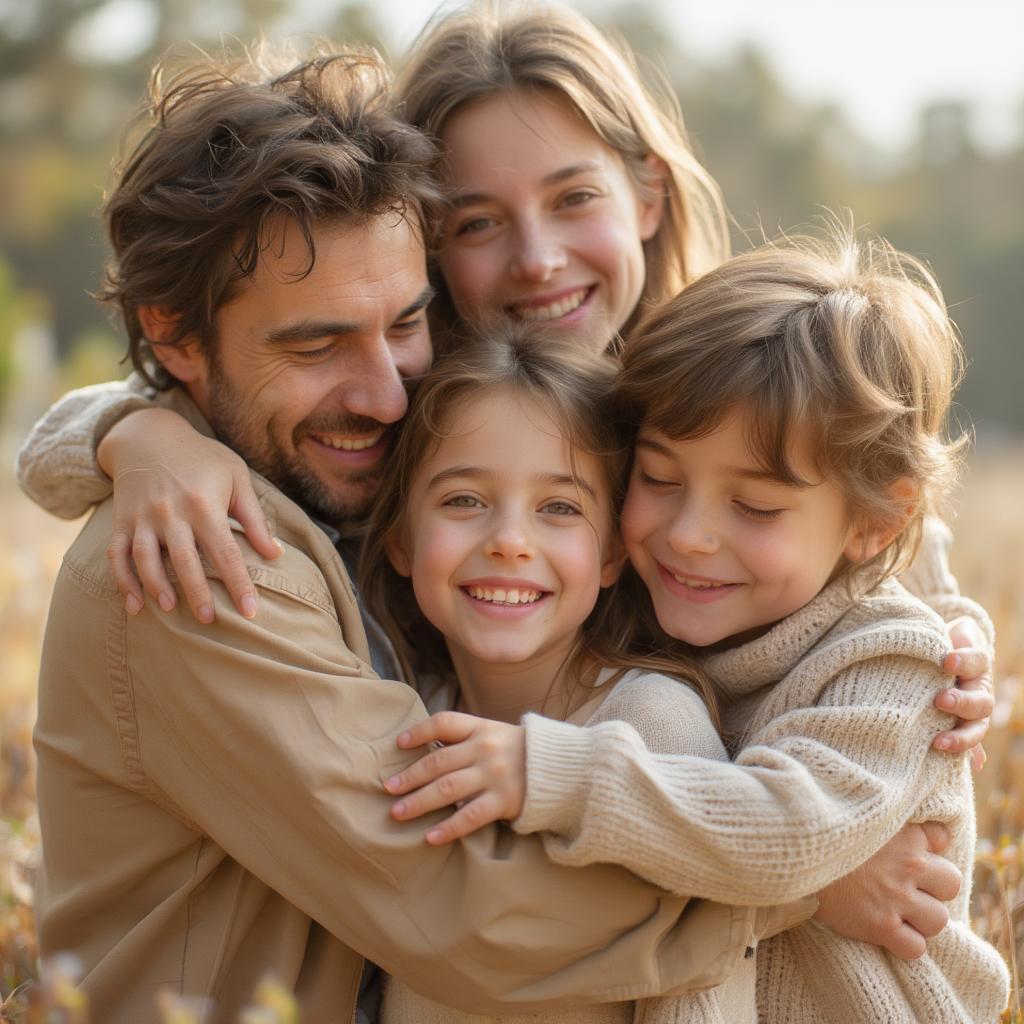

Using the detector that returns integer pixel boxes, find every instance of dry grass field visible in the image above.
[1,448,1022,1021]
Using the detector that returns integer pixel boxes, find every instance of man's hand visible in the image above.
[935,616,994,770]
[814,821,961,960]
[385,712,526,844]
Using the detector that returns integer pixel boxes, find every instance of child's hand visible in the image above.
[385,711,526,844]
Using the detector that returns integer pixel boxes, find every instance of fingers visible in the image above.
[941,649,993,690]
[919,820,952,855]
[901,889,950,942]
[130,528,177,613]
[970,744,987,773]
[164,524,216,624]
[395,712,477,752]
[387,730,476,797]
[229,483,282,563]
[946,616,987,652]
[391,767,483,821]
[192,518,257,620]
[885,921,927,961]
[423,795,507,845]
[107,530,145,614]
[933,718,990,754]
[915,851,962,903]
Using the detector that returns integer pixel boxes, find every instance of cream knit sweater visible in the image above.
[514,577,1009,1023]
[382,669,761,1024]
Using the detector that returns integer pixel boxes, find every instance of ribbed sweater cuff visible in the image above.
[513,713,595,837]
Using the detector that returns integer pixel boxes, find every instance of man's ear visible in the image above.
[843,477,919,564]
[637,153,668,242]
[384,531,412,578]
[138,305,206,384]
[600,535,628,589]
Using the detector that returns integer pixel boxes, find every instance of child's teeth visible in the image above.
[672,575,721,589]
[467,586,542,604]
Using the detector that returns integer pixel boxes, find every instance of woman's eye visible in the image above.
[541,500,580,517]
[735,502,784,522]
[444,494,484,509]
[453,215,496,237]
[560,190,598,209]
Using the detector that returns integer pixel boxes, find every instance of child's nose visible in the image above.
[486,516,534,561]
[666,506,719,555]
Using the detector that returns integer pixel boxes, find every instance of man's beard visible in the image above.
[206,363,387,526]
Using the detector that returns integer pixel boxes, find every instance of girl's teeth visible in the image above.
[314,432,384,451]
[514,288,588,322]
[672,575,724,590]
[467,586,542,605]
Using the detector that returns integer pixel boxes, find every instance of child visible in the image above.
[360,324,772,1024]
[386,228,1011,1023]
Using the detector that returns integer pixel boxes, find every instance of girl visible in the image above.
[361,322,765,1024]
[14,1,991,751]
[386,229,1011,1023]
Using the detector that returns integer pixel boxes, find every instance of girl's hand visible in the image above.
[99,408,282,623]
[386,711,527,844]
[934,617,994,770]
[814,821,961,960]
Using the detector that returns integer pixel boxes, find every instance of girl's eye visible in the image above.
[735,502,784,522]
[444,494,484,509]
[540,500,580,517]
[638,469,674,488]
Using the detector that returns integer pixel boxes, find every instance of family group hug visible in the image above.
[19,2,1012,1021]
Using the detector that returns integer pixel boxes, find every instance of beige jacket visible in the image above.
[33,389,804,1024]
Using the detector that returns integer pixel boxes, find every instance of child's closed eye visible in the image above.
[734,501,784,522]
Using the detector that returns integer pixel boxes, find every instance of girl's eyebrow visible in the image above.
[426,465,596,500]
[450,161,604,209]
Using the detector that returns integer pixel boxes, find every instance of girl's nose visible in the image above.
[486,516,534,561]
[666,505,719,556]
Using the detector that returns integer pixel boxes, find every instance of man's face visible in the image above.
[184,214,433,524]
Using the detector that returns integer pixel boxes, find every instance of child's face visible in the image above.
[437,88,663,348]
[388,388,620,673]
[622,407,865,648]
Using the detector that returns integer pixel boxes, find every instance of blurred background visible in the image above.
[1,0,1022,1017]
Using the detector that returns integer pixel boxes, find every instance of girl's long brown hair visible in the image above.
[360,323,720,727]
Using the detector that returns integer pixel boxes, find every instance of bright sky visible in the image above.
[381,0,1024,152]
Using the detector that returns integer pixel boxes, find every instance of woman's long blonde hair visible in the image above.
[397,0,729,343]
[360,324,719,725]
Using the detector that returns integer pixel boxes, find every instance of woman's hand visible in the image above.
[814,821,961,959]
[385,711,527,844]
[99,408,282,622]
[934,617,995,770]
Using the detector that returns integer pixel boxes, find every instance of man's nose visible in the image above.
[338,338,412,425]
[509,221,567,283]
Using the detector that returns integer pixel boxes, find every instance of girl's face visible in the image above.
[437,88,664,349]
[622,407,865,648]
[387,388,620,677]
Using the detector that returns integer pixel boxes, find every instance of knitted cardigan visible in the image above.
[514,577,1009,1024]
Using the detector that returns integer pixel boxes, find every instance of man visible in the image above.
[32,47,964,1022]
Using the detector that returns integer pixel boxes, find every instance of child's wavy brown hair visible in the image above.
[617,220,968,586]
[360,323,719,724]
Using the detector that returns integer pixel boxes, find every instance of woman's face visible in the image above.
[437,88,664,350]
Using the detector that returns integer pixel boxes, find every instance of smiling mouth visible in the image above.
[463,585,547,606]
[310,430,385,451]
[509,287,591,323]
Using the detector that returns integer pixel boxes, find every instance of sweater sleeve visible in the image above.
[14,375,156,519]
[515,646,967,907]
[900,515,994,649]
